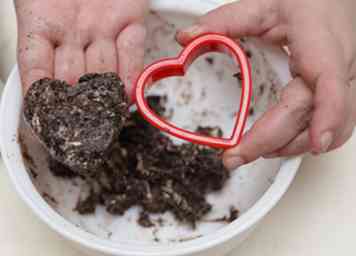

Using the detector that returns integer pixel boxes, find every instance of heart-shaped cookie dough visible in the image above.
[24,73,129,175]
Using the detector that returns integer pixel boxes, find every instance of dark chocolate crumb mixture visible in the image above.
[48,94,230,227]
[245,50,252,58]
[233,72,242,81]
[49,158,79,179]
[24,73,129,175]
[24,73,231,227]
[138,211,155,228]
[82,102,228,226]
[75,189,98,215]
[196,126,223,138]
[233,72,243,89]
[207,206,239,223]
[42,192,58,205]
[205,57,215,65]
[227,207,240,223]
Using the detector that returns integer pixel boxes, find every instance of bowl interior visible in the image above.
[0,8,300,255]
[17,11,286,244]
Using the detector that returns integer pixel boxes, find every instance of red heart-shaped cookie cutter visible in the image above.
[134,33,252,149]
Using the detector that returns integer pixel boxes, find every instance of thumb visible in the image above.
[176,0,278,45]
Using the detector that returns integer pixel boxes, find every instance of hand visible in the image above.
[15,0,148,97]
[177,0,356,169]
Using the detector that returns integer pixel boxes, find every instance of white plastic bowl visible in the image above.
[0,1,302,256]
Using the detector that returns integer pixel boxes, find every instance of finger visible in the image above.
[265,114,355,158]
[288,24,351,154]
[329,123,354,150]
[326,98,356,151]
[176,0,279,45]
[260,25,288,45]
[264,130,310,158]
[116,22,146,99]
[310,73,351,154]
[326,84,356,150]
[85,39,117,73]
[18,34,55,93]
[55,45,86,85]
[223,77,313,170]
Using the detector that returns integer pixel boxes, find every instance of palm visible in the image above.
[16,0,148,95]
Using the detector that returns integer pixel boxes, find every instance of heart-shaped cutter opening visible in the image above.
[134,33,252,149]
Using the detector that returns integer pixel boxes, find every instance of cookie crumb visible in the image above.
[205,57,214,65]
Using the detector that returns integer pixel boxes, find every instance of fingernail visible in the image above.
[223,156,245,170]
[180,25,206,37]
[320,131,333,153]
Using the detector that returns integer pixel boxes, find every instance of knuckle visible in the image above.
[281,79,313,107]
[280,89,313,132]
[293,106,312,131]
[118,24,146,49]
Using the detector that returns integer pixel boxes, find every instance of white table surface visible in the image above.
[1,0,356,255]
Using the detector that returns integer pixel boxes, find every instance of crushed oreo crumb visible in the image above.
[42,192,58,205]
[196,126,223,138]
[207,206,240,223]
[226,206,240,222]
[75,189,98,215]
[205,57,214,65]
[49,158,79,179]
[259,83,265,96]
[144,95,167,115]
[245,50,252,58]
[138,211,155,228]
[29,168,38,179]
[233,72,242,81]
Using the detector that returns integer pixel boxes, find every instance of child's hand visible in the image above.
[15,0,148,96]
[177,0,356,170]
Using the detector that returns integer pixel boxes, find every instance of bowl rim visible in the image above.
[0,1,303,255]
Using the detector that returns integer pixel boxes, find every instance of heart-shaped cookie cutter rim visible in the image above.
[134,33,252,149]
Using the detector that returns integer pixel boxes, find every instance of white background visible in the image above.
[1,0,356,255]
